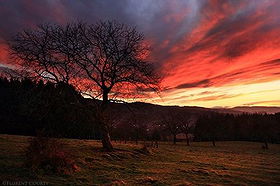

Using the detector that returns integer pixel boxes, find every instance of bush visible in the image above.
[25,133,78,174]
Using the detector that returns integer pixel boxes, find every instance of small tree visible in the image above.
[150,123,162,148]
[178,114,196,146]
[10,21,161,151]
[129,113,149,145]
[162,112,181,145]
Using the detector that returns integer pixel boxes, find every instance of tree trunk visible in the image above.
[173,134,176,145]
[102,89,109,103]
[264,141,268,149]
[100,89,113,151]
[185,133,190,146]
[101,126,113,151]
[135,132,138,145]
[212,139,216,147]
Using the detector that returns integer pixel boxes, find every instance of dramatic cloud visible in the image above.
[243,100,280,106]
[175,79,211,89]
[0,0,279,107]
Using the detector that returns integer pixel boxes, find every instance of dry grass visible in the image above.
[0,134,279,185]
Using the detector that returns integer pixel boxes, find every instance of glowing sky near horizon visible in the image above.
[0,0,280,107]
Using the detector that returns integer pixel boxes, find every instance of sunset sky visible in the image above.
[0,0,280,107]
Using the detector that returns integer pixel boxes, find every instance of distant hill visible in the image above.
[230,106,280,114]
[87,100,280,127]
[87,100,219,126]
[88,100,280,118]
[108,101,280,115]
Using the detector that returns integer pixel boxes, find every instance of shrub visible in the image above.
[25,133,78,174]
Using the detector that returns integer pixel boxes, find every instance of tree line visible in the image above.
[0,77,99,139]
[194,112,280,148]
[1,76,279,149]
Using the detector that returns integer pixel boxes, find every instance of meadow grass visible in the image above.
[0,134,279,185]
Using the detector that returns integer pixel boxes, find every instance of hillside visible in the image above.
[231,106,280,114]
[90,100,280,130]
[1,134,279,185]
[104,100,280,118]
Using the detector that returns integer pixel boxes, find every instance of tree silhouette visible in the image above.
[178,114,196,146]
[162,112,181,145]
[10,21,161,151]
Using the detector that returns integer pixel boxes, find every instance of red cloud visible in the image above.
[0,0,280,106]
[159,0,280,91]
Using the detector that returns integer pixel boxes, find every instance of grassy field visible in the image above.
[0,134,280,185]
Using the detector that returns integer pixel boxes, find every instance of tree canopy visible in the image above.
[9,20,161,151]
[10,21,161,102]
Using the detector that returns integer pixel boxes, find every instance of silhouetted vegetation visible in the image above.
[9,20,161,151]
[0,77,98,139]
[25,132,78,174]
[1,77,279,148]
[194,112,280,147]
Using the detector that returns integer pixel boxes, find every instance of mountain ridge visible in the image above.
[106,100,280,115]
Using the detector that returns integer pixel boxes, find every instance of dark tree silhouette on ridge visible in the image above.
[9,20,161,151]
[178,114,196,146]
[162,112,181,145]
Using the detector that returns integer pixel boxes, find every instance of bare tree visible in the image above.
[9,21,161,151]
[129,113,149,145]
[162,112,181,145]
[178,114,196,146]
[10,24,77,83]
[150,123,162,148]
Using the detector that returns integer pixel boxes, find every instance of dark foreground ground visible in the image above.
[0,134,279,185]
